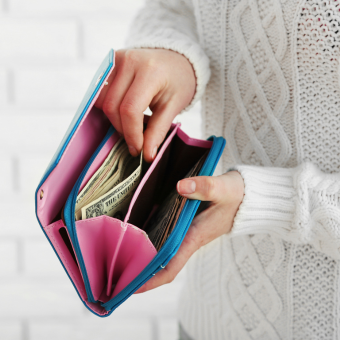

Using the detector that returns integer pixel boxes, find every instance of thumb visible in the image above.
[177,176,227,202]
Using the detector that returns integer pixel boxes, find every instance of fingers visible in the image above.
[177,176,227,202]
[119,70,162,157]
[143,99,179,162]
[101,61,135,135]
[135,200,238,294]
[95,67,117,110]
[135,222,200,294]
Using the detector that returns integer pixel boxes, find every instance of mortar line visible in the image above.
[77,19,85,60]
[11,156,20,192]
[7,68,15,104]
[22,319,29,340]
[151,316,159,340]
[2,0,9,12]
[16,238,24,274]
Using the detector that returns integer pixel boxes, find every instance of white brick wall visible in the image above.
[0,19,78,61]
[0,1,202,339]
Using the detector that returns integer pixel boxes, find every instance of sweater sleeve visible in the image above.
[125,0,210,110]
[229,162,340,259]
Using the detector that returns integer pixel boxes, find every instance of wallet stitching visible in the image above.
[45,220,87,298]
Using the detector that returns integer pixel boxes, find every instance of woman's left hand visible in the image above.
[135,170,245,293]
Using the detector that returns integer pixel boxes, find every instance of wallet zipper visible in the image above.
[64,126,116,303]
[102,135,226,314]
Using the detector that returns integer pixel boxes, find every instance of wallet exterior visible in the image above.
[35,49,226,317]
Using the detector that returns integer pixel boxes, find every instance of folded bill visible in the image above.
[75,138,143,221]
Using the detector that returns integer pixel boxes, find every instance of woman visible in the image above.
[96,0,340,338]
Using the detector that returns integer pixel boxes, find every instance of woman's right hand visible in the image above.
[95,48,196,163]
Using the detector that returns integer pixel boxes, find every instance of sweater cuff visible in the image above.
[126,35,210,111]
[229,165,297,238]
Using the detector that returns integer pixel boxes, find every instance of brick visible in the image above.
[23,240,66,277]
[15,67,94,109]
[0,279,84,317]
[10,0,145,13]
[30,317,152,340]
[17,153,52,204]
[0,19,78,61]
[159,318,179,340]
[84,18,133,61]
[0,113,74,154]
[0,68,7,105]
[0,321,22,340]
[0,156,12,194]
[0,193,42,237]
[0,240,18,275]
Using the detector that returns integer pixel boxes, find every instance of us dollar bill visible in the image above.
[75,137,125,212]
[74,145,131,221]
[80,152,143,220]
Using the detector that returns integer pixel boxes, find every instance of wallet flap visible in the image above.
[36,50,115,227]
[37,50,114,192]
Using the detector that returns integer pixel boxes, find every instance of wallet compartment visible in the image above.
[75,216,157,302]
[126,126,213,230]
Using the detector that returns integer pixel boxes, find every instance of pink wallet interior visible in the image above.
[37,99,212,315]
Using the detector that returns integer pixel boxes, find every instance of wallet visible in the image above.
[35,50,226,317]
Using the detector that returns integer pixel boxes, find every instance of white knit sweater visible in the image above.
[127,1,340,339]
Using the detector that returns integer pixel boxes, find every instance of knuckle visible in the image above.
[124,49,139,65]
[164,268,176,284]
[203,177,216,200]
[145,58,161,73]
[120,101,137,118]
[102,99,116,116]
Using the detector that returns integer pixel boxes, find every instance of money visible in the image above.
[80,152,143,220]
[75,137,125,217]
[145,150,209,251]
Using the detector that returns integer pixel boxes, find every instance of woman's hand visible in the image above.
[95,48,196,163]
[136,170,245,294]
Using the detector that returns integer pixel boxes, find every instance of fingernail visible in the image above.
[152,146,157,160]
[177,179,196,195]
[128,145,138,157]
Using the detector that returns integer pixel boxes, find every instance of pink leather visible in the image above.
[76,215,157,303]
[44,219,110,315]
[36,65,115,227]
[44,220,87,301]
[78,132,121,192]
[176,128,213,148]
[124,123,180,223]
[39,105,214,313]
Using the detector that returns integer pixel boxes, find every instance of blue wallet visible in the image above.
[35,50,226,317]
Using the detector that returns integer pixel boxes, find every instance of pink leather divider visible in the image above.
[176,127,213,148]
[75,215,157,303]
[124,123,181,223]
[78,131,121,192]
[37,65,115,228]
[44,219,109,316]
[44,220,86,300]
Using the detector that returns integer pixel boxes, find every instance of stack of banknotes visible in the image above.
[74,137,142,221]
[144,150,208,250]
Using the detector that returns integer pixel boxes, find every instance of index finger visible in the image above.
[119,71,162,156]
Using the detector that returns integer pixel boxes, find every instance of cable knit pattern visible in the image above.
[126,0,340,338]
